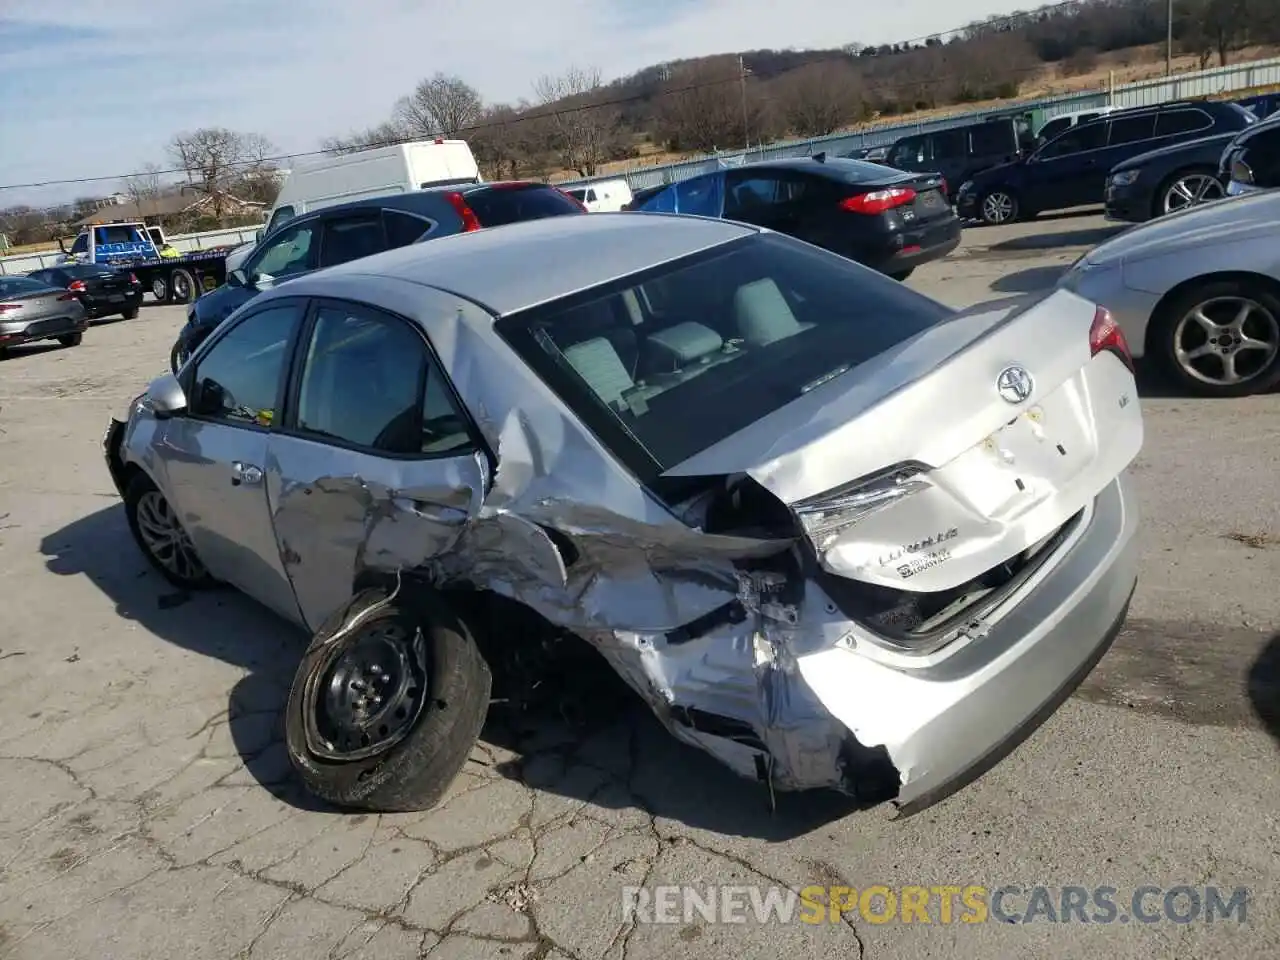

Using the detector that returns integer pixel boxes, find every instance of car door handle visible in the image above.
[230,461,263,486]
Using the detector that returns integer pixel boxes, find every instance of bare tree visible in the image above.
[167,128,279,221]
[321,121,409,155]
[653,59,751,153]
[121,163,163,214]
[532,66,620,177]
[394,73,485,138]
[777,61,865,138]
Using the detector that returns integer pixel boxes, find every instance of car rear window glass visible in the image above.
[824,159,909,183]
[0,277,56,298]
[495,232,954,475]
[1154,109,1213,137]
[466,185,584,226]
[63,264,119,278]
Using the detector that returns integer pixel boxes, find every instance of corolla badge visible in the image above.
[996,364,1034,404]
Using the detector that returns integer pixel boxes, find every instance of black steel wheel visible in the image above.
[285,585,492,812]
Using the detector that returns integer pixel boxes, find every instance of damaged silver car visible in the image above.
[103,212,1144,815]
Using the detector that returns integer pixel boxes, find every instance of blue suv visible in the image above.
[955,100,1256,225]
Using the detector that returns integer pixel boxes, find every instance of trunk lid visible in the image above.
[666,289,1142,593]
[1,290,70,322]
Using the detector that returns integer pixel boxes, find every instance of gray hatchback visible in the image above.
[0,276,89,354]
[104,212,1142,816]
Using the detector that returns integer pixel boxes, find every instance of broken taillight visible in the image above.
[1088,305,1134,373]
[792,463,932,551]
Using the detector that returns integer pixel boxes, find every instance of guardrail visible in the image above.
[559,54,1280,192]
[0,224,260,275]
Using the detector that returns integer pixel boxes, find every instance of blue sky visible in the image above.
[0,0,1039,209]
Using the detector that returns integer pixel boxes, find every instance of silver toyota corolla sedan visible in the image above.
[1058,188,1280,397]
[103,212,1144,815]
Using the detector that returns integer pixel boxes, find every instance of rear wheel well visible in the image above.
[1144,271,1280,357]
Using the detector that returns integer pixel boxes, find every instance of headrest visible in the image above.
[647,321,723,365]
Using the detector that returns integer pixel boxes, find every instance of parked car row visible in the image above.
[0,264,146,356]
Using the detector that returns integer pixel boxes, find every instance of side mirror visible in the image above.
[227,268,247,288]
[145,372,188,419]
[57,237,68,254]
[254,229,264,243]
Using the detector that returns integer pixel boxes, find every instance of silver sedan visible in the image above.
[103,212,1144,815]
[0,276,89,354]
[1058,188,1280,396]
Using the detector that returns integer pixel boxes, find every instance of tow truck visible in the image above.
[56,220,236,304]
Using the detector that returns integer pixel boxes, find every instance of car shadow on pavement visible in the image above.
[40,503,865,838]
[989,265,1069,294]
[990,224,1128,253]
[1247,634,1280,748]
[38,502,329,810]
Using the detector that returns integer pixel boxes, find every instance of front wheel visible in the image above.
[123,472,212,588]
[1153,279,1280,397]
[285,586,492,812]
[1158,169,1223,217]
[979,189,1019,225]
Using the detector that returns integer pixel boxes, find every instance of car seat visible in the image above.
[562,337,634,407]
[733,278,814,347]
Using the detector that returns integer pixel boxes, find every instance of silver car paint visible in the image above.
[1058,189,1280,355]
[0,285,88,344]
[118,215,1142,807]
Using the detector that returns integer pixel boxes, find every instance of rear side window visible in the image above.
[675,174,725,216]
[465,185,584,226]
[319,214,385,268]
[383,210,433,248]
[1108,114,1156,145]
[1155,109,1213,137]
[969,122,1014,157]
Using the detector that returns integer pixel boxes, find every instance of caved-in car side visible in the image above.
[104,213,1143,816]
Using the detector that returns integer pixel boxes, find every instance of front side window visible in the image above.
[294,302,472,456]
[1039,122,1107,158]
[889,137,927,167]
[189,304,303,427]
[495,233,954,476]
[1037,118,1071,142]
[249,222,317,280]
[319,214,385,268]
[724,174,783,217]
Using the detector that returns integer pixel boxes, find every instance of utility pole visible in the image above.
[1166,0,1173,76]
[739,55,751,151]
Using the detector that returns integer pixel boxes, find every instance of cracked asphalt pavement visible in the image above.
[1,211,1278,959]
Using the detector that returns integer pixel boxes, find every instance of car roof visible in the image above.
[317,211,758,316]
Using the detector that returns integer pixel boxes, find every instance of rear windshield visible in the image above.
[466,185,584,226]
[495,232,954,478]
[824,158,908,183]
[62,264,119,278]
[0,277,55,298]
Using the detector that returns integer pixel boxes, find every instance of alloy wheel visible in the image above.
[134,490,207,582]
[1162,174,1223,215]
[982,191,1015,224]
[1172,296,1280,388]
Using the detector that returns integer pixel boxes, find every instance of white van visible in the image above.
[564,179,633,213]
[262,139,481,236]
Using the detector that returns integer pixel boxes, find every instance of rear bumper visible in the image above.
[81,290,144,317]
[0,314,89,348]
[869,219,962,274]
[798,472,1140,811]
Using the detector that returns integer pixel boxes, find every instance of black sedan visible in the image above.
[628,155,960,280]
[27,263,144,320]
[1103,131,1236,223]
[0,276,89,355]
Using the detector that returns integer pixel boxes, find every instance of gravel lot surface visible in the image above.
[1,211,1277,959]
